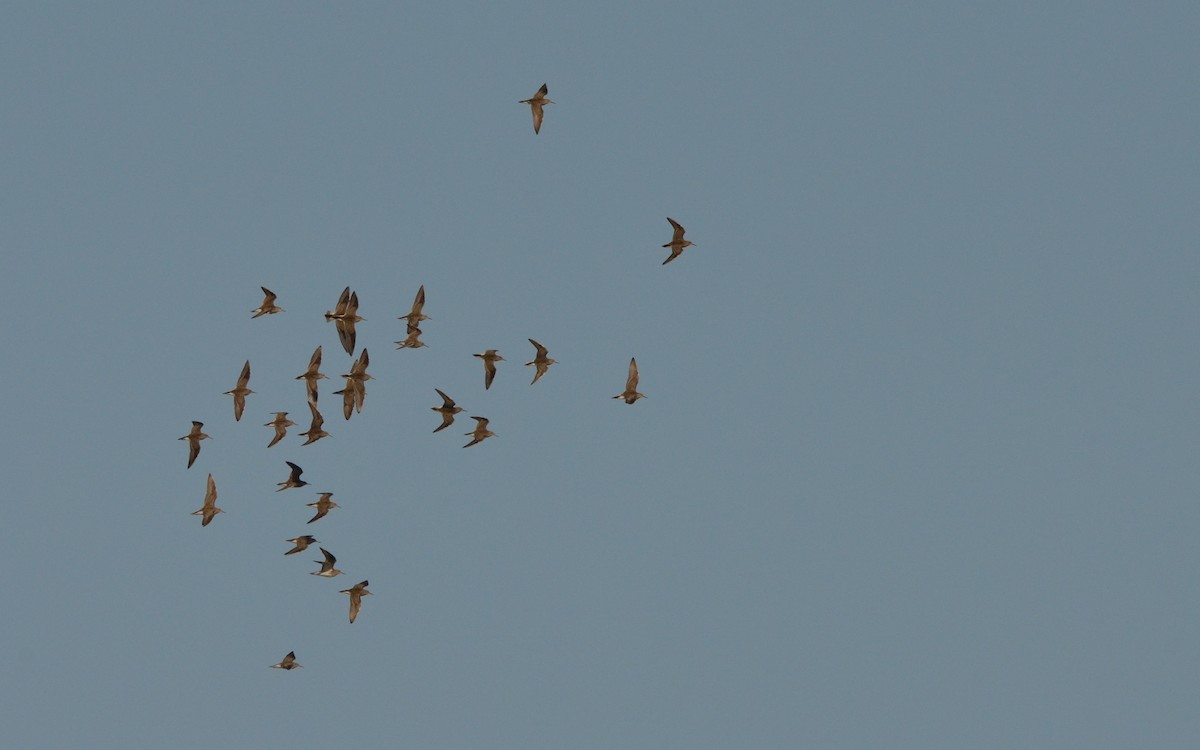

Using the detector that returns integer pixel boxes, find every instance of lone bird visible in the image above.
[661,217,695,265]
[276,461,308,492]
[306,492,339,524]
[473,349,504,390]
[463,416,495,448]
[191,474,224,527]
[284,535,317,555]
[300,401,330,445]
[340,580,372,624]
[223,360,253,421]
[179,421,210,469]
[398,285,429,327]
[295,345,327,404]
[269,651,301,670]
[311,547,343,577]
[613,357,646,404]
[520,83,553,134]
[251,287,283,317]
[430,388,464,433]
[264,412,296,448]
[524,338,557,385]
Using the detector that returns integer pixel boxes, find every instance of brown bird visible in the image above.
[269,651,301,670]
[613,357,646,404]
[223,360,253,421]
[473,349,504,390]
[340,580,372,623]
[394,322,427,349]
[179,421,210,469]
[306,492,339,524]
[284,535,317,555]
[191,473,224,527]
[431,388,464,433]
[311,547,343,577]
[661,217,696,265]
[325,288,364,355]
[295,345,327,404]
[398,285,429,327]
[520,83,553,134]
[300,401,330,445]
[524,338,557,384]
[276,461,308,492]
[333,348,372,419]
[264,412,296,448]
[251,287,283,317]
[463,416,495,448]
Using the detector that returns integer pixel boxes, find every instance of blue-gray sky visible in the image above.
[2,3,1198,748]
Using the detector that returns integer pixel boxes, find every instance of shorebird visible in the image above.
[300,401,329,445]
[398,285,429,327]
[340,580,372,623]
[473,350,504,390]
[276,461,308,492]
[223,360,253,421]
[325,288,364,355]
[661,217,695,265]
[340,348,372,416]
[520,83,553,134]
[463,416,495,448]
[284,535,317,555]
[333,379,360,420]
[265,412,296,448]
[179,421,210,469]
[192,474,223,526]
[311,547,343,577]
[295,345,327,404]
[306,492,339,524]
[269,651,301,670]
[251,287,283,317]
[524,338,557,385]
[613,357,646,404]
[394,322,427,349]
[431,388,464,433]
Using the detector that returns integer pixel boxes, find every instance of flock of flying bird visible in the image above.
[178,84,697,672]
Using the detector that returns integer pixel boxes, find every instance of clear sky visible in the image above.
[2,2,1198,748]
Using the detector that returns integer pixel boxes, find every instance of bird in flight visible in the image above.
[276,461,308,492]
[269,651,301,670]
[661,217,696,265]
[264,412,296,448]
[251,287,283,318]
[520,83,553,134]
[430,388,464,433]
[223,360,253,421]
[284,535,317,555]
[179,421,210,469]
[473,349,504,390]
[311,547,343,577]
[300,401,330,445]
[463,416,495,448]
[398,285,429,327]
[524,338,557,384]
[295,346,327,404]
[306,492,339,524]
[394,322,427,349]
[192,473,224,527]
[325,287,364,355]
[340,580,372,623]
[613,357,646,404]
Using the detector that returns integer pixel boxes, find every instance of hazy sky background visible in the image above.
[2,2,1198,748]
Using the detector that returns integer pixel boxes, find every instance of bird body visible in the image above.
[306,493,339,524]
[265,412,296,448]
[613,357,646,404]
[524,338,557,384]
[252,287,283,317]
[473,350,504,390]
[300,401,329,445]
[463,416,495,448]
[223,360,253,421]
[269,651,301,670]
[340,580,372,623]
[431,388,464,433]
[284,535,317,555]
[276,461,308,491]
[295,346,327,404]
[661,217,695,265]
[519,83,553,134]
[192,474,224,526]
[311,547,343,577]
[179,421,210,469]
